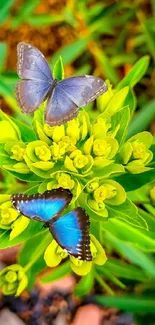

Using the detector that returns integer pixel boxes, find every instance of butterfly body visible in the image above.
[16,42,108,126]
[11,188,92,261]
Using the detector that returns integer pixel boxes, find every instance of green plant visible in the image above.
[0,56,154,298]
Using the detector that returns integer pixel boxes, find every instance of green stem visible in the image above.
[95,272,115,296]
[24,231,50,273]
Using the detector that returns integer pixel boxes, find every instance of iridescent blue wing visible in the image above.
[49,208,92,261]
[16,42,53,113]
[44,75,107,126]
[11,188,72,223]
[44,85,78,126]
[58,75,108,107]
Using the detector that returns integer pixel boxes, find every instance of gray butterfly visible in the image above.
[16,42,108,126]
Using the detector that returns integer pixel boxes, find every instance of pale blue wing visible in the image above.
[16,79,51,113]
[17,42,53,81]
[44,85,78,126]
[11,188,72,222]
[58,75,108,107]
[49,208,92,261]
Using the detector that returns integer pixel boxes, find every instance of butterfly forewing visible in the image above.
[58,75,108,107]
[17,42,53,81]
[49,207,92,261]
[11,188,72,223]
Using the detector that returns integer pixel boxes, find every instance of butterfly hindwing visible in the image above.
[16,79,51,113]
[11,188,72,223]
[49,207,92,261]
[44,85,78,126]
[58,75,108,107]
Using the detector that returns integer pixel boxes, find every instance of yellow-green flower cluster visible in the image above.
[0,194,30,239]
[0,264,28,296]
[39,171,81,203]
[44,234,107,276]
[85,178,126,218]
[119,132,153,173]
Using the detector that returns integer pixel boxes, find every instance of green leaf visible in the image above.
[104,218,155,251]
[11,117,37,142]
[19,231,51,267]
[128,100,155,138]
[94,295,155,313]
[107,198,148,230]
[27,14,64,27]
[74,271,94,297]
[103,258,149,281]
[41,261,71,283]
[123,87,137,114]
[111,106,130,146]
[117,56,150,89]
[53,56,64,80]
[0,220,44,249]
[19,232,51,289]
[104,87,129,115]
[0,42,7,72]
[51,38,88,65]
[115,169,155,191]
[143,20,155,61]
[0,0,14,25]
[92,46,119,84]
[11,0,41,28]
[105,232,155,277]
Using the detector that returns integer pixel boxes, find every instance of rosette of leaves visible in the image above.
[0,55,154,297]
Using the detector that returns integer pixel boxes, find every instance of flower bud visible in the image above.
[0,264,28,296]
[66,119,80,142]
[44,240,68,267]
[35,145,51,161]
[93,139,111,157]
[86,181,99,193]
[10,144,25,161]
[52,125,65,143]
[56,173,75,190]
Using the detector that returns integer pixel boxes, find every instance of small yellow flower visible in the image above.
[56,173,75,190]
[132,140,149,160]
[86,181,99,193]
[74,155,89,169]
[0,264,28,296]
[66,119,80,142]
[0,208,19,225]
[93,139,111,157]
[52,125,65,143]
[60,136,76,152]
[92,118,111,139]
[35,145,51,161]
[11,145,25,161]
[94,184,116,203]
[51,142,66,161]
[44,124,54,138]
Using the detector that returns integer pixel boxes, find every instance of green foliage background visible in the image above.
[0,0,155,323]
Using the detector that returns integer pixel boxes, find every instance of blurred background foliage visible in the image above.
[0,0,155,324]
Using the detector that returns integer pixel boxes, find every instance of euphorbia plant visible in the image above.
[0,55,154,296]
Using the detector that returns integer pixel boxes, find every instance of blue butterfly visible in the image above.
[16,42,108,126]
[11,188,92,261]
